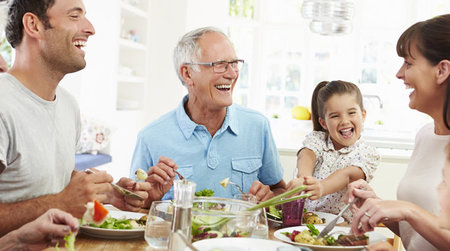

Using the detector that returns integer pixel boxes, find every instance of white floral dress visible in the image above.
[301,131,380,223]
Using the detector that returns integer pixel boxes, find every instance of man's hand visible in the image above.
[286,177,305,194]
[248,180,274,202]
[303,176,323,200]
[2,208,79,250]
[57,169,113,217]
[145,156,178,204]
[109,178,151,212]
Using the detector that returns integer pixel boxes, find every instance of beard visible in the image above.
[41,29,87,74]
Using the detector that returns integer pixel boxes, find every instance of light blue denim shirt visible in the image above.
[129,95,283,200]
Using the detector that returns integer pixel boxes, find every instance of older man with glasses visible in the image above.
[130,27,287,207]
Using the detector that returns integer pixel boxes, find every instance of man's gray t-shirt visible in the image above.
[0,73,80,203]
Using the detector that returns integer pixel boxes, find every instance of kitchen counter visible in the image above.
[271,119,415,161]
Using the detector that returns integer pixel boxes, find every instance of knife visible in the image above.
[317,198,359,238]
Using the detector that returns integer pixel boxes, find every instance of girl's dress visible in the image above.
[301,131,380,222]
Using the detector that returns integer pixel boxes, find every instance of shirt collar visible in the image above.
[176,95,239,139]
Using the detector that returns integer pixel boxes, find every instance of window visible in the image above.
[227,0,448,133]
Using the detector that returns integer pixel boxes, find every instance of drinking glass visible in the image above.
[233,193,269,239]
[145,201,173,249]
[281,198,305,227]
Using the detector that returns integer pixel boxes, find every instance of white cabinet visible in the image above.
[116,0,149,111]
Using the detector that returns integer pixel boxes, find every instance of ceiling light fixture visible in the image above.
[301,0,354,36]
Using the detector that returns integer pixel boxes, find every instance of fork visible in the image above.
[317,198,359,238]
[84,169,144,200]
[175,170,184,180]
[228,180,244,194]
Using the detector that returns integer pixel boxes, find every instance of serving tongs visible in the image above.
[246,185,311,211]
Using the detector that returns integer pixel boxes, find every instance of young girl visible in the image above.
[287,80,380,223]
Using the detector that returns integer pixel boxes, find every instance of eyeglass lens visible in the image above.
[214,60,243,73]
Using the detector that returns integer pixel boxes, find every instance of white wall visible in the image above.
[143,0,230,125]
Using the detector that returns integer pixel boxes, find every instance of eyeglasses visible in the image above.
[185,59,244,73]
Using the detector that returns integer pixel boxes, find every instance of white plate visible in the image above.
[80,210,146,239]
[192,237,294,251]
[268,211,345,227]
[274,226,386,251]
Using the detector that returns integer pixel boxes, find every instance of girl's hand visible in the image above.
[303,176,323,200]
[286,177,304,192]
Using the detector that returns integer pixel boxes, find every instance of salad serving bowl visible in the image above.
[191,197,260,242]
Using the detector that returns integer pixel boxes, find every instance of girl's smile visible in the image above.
[319,93,366,150]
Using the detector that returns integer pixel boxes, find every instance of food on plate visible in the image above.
[219,177,230,188]
[81,200,109,225]
[87,215,147,230]
[81,201,146,230]
[335,234,369,246]
[135,168,148,180]
[282,224,369,246]
[303,210,326,224]
[268,205,282,220]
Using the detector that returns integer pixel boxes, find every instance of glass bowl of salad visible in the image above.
[191,197,260,242]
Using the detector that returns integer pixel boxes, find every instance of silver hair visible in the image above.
[173,26,227,86]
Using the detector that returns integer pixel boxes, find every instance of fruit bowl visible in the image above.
[191,197,260,242]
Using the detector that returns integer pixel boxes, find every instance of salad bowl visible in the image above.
[191,197,261,242]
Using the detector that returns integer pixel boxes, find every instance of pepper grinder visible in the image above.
[168,179,196,250]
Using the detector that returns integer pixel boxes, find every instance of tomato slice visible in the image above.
[93,200,109,222]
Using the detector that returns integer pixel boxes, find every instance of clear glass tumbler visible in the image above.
[233,193,269,239]
[145,201,173,249]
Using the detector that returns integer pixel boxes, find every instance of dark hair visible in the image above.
[396,14,450,130]
[5,0,55,48]
[311,80,364,131]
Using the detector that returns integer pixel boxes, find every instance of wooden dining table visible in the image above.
[41,203,396,251]
[72,225,281,251]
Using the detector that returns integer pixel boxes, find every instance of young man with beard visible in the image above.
[0,0,150,236]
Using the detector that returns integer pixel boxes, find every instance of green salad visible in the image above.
[88,217,144,229]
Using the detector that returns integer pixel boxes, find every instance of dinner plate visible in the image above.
[268,211,345,228]
[80,210,146,239]
[274,226,386,251]
[191,237,294,251]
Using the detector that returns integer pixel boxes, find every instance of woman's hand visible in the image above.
[344,179,378,212]
[351,198,411,235]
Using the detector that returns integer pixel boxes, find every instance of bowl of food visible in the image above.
[191,197,261,242]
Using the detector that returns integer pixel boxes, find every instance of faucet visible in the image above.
[362,94,383,109]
